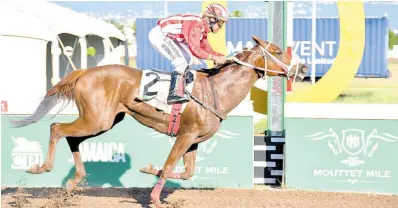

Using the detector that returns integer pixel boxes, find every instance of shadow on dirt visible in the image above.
[2,152,216,207]
[2,185,215,208]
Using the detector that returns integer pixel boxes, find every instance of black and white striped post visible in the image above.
[253,1,288,186]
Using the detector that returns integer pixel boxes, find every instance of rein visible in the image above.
[228,43,300,79]
[186,42,299,122]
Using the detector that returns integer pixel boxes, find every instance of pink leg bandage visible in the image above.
[151,178,166,206]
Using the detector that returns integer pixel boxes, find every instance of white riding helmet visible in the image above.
[203,3,228,23]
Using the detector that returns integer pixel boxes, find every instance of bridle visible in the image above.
[191,42,300,122]
[228,43,300,80]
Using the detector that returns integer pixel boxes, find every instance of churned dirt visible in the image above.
[2,185,398,208]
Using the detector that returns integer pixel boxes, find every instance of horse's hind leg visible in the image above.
[65,113,125,191]
[65,137,88,191]
[140,143,198,180]
[26,115,119,193]
[26,117,105,175]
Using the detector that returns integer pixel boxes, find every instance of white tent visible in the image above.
[2,0,125,41]
[0,0,127,114]
[0,3,53,41]
[0,3,53,114]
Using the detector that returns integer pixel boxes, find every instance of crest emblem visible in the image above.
[341,129,366,156]
[307,128,398,167]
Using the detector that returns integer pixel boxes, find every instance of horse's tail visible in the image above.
[8,69,87,128]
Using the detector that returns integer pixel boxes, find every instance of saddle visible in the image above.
[136,63,229,137]
[136,68,196,137]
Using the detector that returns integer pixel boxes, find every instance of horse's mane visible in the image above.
[194,47,253,77]
[193,61,235,76]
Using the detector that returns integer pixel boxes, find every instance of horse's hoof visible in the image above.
[26,164,46,174]
[151,194,162,208]
[66,179,76,193]
[26,164,39,173]
[139,164,153,174]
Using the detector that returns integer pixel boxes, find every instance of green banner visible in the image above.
[285,118,398,194]
[1,115,253,188]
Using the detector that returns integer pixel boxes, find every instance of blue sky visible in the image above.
[52,1,398,29]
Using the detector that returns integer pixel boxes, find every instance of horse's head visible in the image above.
[240,35,308,82]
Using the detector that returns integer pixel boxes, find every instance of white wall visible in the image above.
[0,36,47,114]
[388,45,398,58]
[285,103,398,120]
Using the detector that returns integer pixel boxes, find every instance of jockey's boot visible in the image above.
[167,71,189,104]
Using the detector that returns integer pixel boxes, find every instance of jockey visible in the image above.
[148,3,228,104]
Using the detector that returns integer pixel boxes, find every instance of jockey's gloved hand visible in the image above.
[213,56,227,65]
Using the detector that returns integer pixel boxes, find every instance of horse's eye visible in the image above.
[271,52,281,56]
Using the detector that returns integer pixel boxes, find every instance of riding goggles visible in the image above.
[217,20,225,28]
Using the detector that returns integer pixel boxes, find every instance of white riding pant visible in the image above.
[148,25,193,74]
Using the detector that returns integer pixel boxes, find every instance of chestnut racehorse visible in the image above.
[8,35,307,207]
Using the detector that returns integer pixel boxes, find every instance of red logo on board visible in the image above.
[1,101,8,112]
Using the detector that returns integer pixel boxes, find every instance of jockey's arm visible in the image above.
[200,38,224,57]
[182,21,217,61]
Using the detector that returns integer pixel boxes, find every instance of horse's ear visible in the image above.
[252,35,266,47]
[252,35,279,51]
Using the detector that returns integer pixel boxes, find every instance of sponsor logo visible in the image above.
[67,142,127,163]
[11,136,43,170]
[292,40,337,65]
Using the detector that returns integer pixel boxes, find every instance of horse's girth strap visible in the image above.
[186,92,226,121]
[210,76,219,112]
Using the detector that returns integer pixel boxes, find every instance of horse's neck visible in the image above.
[213,64,259,114]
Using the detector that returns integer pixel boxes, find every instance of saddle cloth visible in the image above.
[136,69,197,115]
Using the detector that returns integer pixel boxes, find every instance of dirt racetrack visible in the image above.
[2,186,398,208]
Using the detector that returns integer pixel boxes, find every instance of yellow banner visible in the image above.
[201,1,227,68]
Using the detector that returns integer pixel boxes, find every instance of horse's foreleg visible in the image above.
[180,143,198,179]
[140,164,177,178]
[150,134,196,208]
[140,143,198,180]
